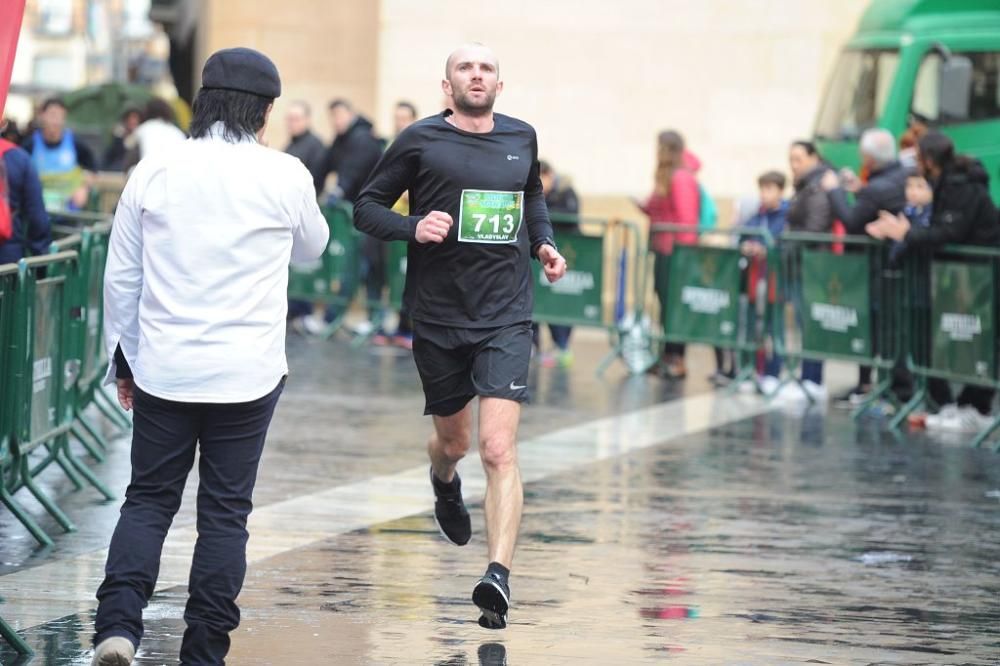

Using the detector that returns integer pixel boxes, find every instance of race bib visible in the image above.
[458,189,524,244]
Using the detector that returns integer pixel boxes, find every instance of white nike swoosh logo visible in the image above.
[510,382,527,390]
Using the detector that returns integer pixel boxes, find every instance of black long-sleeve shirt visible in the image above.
[354,110,553,328]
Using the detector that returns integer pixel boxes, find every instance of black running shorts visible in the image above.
[412,320,532,416]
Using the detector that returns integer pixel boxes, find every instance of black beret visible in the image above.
[201,47,281,99]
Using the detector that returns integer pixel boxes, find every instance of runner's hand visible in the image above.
[538,244,567,283]
[117,378,135,411]
[415,211,453,244]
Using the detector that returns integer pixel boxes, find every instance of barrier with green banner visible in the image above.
[74,225,129,439]
[800,248,872,361]
[929,261,995,381]
[645,224,777,388]
[28,277,63,443]
[288,203,361,337]
[776,232,903,414]
[532,230,604,327]
[0,264,48,548]
[0,208,124,557]
[79,226,111,387]
[51,226,124,462]
[528,217,647,376]
[6,254,81,543]
[50,228,119,496]
[886,247,1000,449]
[662,245,741,346]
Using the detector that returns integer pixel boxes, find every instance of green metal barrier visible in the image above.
[647,224,776,389]
[1,214,119,549]
[532,218,619,374]
[1,262,56,551]
[0,601,33,656]
[890,245,1000,449]
[5,253,82,545]
[662,245,742,346]
[531,216,647,375]
[48,209,111,232]
[777,231,904,414]
[532,221,605,328]
[54,221,128,430]
[74,225,130,453]
[288,202,360,338]
[46,229,116,501]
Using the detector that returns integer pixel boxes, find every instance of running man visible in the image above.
[354,43,567,628]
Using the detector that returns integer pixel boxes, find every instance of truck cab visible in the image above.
[814,0,1000,202]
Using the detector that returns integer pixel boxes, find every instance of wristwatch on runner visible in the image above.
[531,237,557,259]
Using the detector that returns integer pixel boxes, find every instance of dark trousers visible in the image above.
[94,379,284,665]
[531,322,572,351]
[287,299,312,319]
[785,278,823,385]
[653,252,686,359]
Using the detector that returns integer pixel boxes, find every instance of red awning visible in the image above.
[0,1,27,114]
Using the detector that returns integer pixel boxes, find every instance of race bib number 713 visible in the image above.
[458,189,524,244]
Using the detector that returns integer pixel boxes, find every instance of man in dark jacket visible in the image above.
[306,99,386,334]
[284,101,327,194]
[822,128,908,405]
[533,161,580,366]
[822,128,907,234]
[0,130,51,264]
[872,131,999,427]
[324,99,384,203]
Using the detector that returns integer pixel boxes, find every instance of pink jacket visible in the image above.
[644,150,701,255]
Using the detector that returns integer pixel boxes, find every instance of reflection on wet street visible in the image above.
[2,335,999,664]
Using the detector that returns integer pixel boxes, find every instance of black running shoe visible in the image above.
[473,573,510,629]
[430,468,471,546]
[477,642,508,665]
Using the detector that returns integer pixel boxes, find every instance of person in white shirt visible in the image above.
[123,97,187,171]
[91,47,329,666]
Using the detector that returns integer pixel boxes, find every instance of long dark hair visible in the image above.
[917,131,955,170]
[189,88,272,142]
[917,130,983,175]
[654,130,685,198]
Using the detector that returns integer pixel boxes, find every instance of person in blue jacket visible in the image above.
[739,170,788,382]
[0,122,51,264]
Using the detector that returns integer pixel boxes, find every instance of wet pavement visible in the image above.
[2,330,1000,664]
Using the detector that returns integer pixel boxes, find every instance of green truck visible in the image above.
[815,0,1000,202]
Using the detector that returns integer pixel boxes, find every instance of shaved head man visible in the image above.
[443,43,503,117]
[354,44,567,629]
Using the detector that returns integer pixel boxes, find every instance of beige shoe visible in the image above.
[92,636,135,666]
